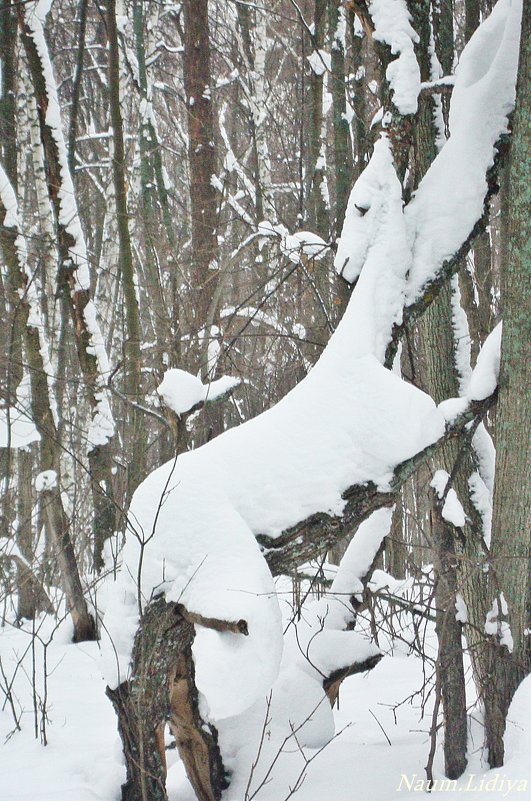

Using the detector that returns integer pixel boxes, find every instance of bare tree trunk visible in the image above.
[347,10,369,179]
[431,501,468,779]
[182,0,220,372]
[465,0,481,46]
[328,0,353,237]
[305,0,330,239]
[483,10,530,765]
[403,1,468,778]
[0,0,17,186]
[107,0,146,499]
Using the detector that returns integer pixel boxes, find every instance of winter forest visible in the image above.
[0,0,529,798]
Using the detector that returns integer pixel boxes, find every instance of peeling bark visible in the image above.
[107,598,233,801]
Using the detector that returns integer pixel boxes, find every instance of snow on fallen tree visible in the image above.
[102,3,520,799]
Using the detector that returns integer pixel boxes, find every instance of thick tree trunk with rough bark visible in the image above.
[483,9,530,766]
[398,1,468,778]
[183,0,219,360]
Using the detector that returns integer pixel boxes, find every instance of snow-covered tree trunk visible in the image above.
[305,0,330,239]
[0,169,96,641]
[18,1,117,571]
[328,0,353,237]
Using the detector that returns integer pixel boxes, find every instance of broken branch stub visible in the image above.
[107,597,252,801]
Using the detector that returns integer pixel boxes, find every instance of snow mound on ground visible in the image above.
[504,674,531,763]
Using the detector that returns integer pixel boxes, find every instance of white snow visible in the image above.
[469,469,493,546]
[431,469,467,528]
[369,0,421,114]
[323,508,394,629]
[455,592,468,623]
[157,368,240,416]
[335,0,520,376]
[257,221,329,264]
[204,375,240,402]
[437,396,469,423]
[0,407,40,448]
[405,0,522,301]
[2,608,530,801]
[485,593,514,652]
[451,275,473,393]
[307,49,331,76]
[467,322,502,401]
[157,369,206,415]
[35,470,58,492]
[334,136,411,361]
[283,230,328,262]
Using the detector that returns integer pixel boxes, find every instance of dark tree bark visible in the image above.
[107,598,230,801]
[465,0,481,45]
[305,0,330,239]
[0,0,17,188]
[182,0,220,359]
[431,500,468,779]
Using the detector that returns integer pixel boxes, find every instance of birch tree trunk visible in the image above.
[0,170,96,642]
[19,3,118,570]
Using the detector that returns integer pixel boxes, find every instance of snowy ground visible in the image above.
[1,613,529,801]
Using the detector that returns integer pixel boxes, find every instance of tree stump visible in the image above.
[107,597,229,801]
